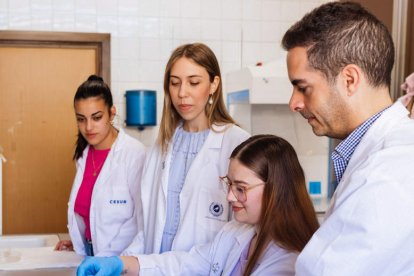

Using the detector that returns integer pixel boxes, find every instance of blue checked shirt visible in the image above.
[331,106,390,185]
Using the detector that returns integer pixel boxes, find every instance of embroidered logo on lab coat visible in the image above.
[209,202,223,217]
[109,199,127,204]
[211,262,220,273]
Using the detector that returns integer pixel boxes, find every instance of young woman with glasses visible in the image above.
[77,135,319,275]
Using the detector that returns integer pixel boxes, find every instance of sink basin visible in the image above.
[0,234,59,249]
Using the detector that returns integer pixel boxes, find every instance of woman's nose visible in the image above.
[178,83,188,98]
[85,119,93,131]
[226,187,237,203]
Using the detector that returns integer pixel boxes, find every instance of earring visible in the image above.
[208,95,213,105]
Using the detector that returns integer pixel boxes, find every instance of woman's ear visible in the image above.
[211,76,220,95]
[340,64,362,97]
[110,106,116,121]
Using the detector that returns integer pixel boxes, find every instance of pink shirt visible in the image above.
[74,147,110,240]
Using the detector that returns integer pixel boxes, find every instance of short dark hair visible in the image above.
[282,1,394,88]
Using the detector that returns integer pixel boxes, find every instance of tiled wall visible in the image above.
[0,0,328,146]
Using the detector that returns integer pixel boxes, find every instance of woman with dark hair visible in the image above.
[77,135,319,275]
[55,75,146,257]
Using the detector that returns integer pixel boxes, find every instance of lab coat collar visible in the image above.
[327,101,410,217]
[75,128,126,185]
[222,225,256,275]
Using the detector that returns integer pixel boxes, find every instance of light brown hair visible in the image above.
[230,135,319,276]
[158,43,235,152]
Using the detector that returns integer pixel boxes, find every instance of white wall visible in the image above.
[0,0,328,146]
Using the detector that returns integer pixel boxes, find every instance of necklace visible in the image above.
[91,148,106,177]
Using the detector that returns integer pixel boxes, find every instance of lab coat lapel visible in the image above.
[327,102,408,217]
[222,226,256,275]
[182,124,225,189]
[94,130,123,186]
[160,128,177,197]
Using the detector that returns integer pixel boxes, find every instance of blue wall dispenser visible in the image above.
[125,90,156,131]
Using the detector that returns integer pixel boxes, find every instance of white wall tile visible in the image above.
[222,0,242,20]
[242,20,262,42]
[118,37,140,59]
[261,0,281,21]
[31,0,52,12]
[261,42,279,63]
[0,0,8,12]
[200,0,221,19]
[222,41,241,63]
[118,0,139,17]
[9,13,31,28]
[74,14,96,31]
[261,21,281,43]
[242,0,261,20]
[118,15,139,37]
[52,11,74,30]
[140,17,160,38]
[97,0,117,16]
[139,0,160,17]
[31,11,52,30]
[158,40,174,61]
[180,18,201,40]
[221,20,241,41]
[201,19,221,41]
[138,60,164,82]
[159,0,180,17]
[159,18,175,39]
[140,38,162,60]
[280,1,301,21]
[0,12,8,28]
[10,0,30,13]
[75,0,96,15]
[52,0,74,13]
[180,0,200,19]
[118,58,140,82]
[97,15,118,34]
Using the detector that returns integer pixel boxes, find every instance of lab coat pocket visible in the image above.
[98,187,134,224]
[196,171,229,235]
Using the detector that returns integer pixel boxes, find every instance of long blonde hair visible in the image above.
[158,43,235,152]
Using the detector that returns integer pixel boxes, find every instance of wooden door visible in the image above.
[0,31,110,234]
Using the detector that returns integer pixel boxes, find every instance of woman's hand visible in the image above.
[54,240,74,251]
[77,256,123,276]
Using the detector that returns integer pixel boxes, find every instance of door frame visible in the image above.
[0,30,110,84]
[0,30,110,234]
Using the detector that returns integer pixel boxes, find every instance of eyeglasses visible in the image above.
[219,176,265,203]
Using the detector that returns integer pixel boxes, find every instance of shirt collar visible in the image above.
[333,105,391,162]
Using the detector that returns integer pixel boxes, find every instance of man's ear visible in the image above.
[340,64,362,97]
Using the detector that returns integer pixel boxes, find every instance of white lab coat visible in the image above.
[137,220,298,276]
[67,129,146,257]
[296,101,414,275]
[123,124,250,255]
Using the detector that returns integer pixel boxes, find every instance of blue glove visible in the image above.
[77,256,123,276]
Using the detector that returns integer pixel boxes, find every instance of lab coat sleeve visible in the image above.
[296,147,414,276]
[136,222,236,276]
[137,243,212,276]
[103,143,145,257]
